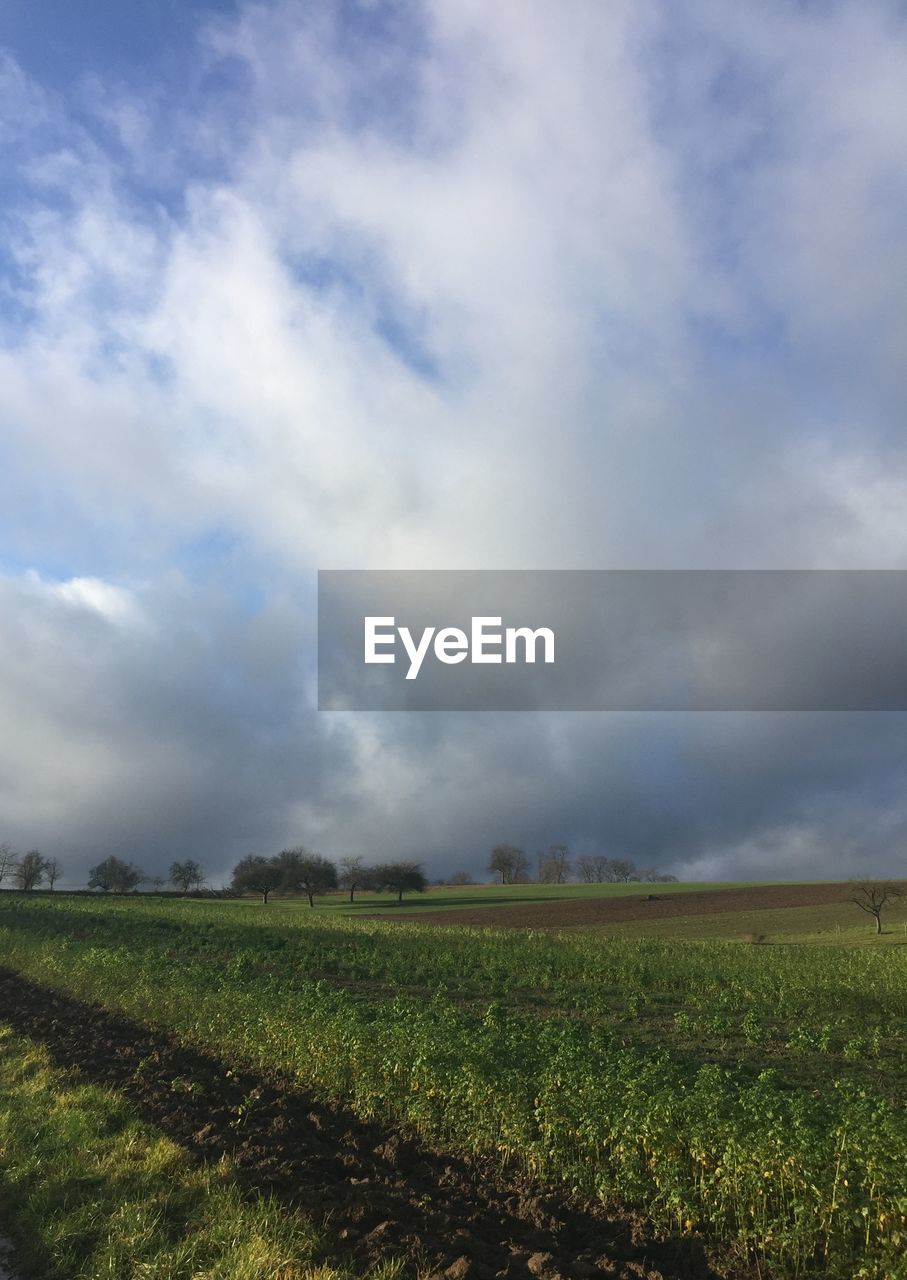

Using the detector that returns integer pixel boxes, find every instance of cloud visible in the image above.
[23,571,142,625]
[0,1,906,883]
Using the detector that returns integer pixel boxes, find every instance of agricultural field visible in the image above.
[347,881,896,937]
[307,880,760,918]
[0,887,905,1280]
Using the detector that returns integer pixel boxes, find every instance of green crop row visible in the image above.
[2,895,905,1033]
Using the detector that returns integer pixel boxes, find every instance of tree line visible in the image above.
[0,844,61,891]
[230,851,426,904]
[485,843,678,884]
[74,850,427,905]
[3,838,678,896]
[86,857,206,894]
[1,845,212,896]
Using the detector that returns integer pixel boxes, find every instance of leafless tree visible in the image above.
[14,850,47,891]
[371,860,427,903]
[849,882,904,935]
[575,854,610,883]
[44,857,61,890]
[576,855,596,883]
[0,843,16,887]
[338,855,367,903]
[169,860,205,894]
[88,857,143,893]
[449,870,474,886]
[488,843,528,884]
[277,847,338,907]
[538,844,572,883]
[230,854,283,903]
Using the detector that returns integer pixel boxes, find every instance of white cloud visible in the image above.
[33,572,141,625]
[4,1,906,571]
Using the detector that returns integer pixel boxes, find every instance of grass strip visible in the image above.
[0,1023,382,1280]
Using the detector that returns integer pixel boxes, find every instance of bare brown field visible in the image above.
[385,881,878,930]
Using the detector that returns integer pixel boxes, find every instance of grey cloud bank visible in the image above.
[1,1,907,885]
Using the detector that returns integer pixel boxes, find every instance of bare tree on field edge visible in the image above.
[88,857,144,893]
[372,860,427,903]
[230,854,284,904]
[14,850,47,891]
[849,881,904,935]
[0,843,16,886]
[488,843,528,884]
[338,855,367,902]
[277,848,338,907]
[169,859,205,894]
[538,843,572,883]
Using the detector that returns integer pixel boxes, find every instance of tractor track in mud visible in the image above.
[0,967,744,1280]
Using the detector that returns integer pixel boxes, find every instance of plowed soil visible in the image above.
[388,882,864,930]
[0,967,741,1280]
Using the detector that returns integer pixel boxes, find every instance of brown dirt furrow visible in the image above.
[0,966,736,1280]
[383,882,876,930]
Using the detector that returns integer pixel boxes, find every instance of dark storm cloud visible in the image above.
[330,710,907,881]
[0,574,362,883]
[2,570,906,886]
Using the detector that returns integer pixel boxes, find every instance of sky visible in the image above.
[1,0,906,886]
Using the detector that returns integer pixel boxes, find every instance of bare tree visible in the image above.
[0,843,16,887]
[606,857,639,883]
[277,847,338,907]
[230,854,283,903]
[638,867,678,883]
[576,854,611,883]
[44,857,61,890]
[338,855,367,903]
[572,853,678,885]
[488,843,527,885]
[88,857,143,893]
[513,854,532,883]
[14,850,47,891]
[372,860,427,903]
[449,870,474,886]
[538,844,572,883]
[169,860,205,894]
[850,882,904,935]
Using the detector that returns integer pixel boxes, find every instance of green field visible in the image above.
[599,899,907,944]
[1,890,906,1279]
